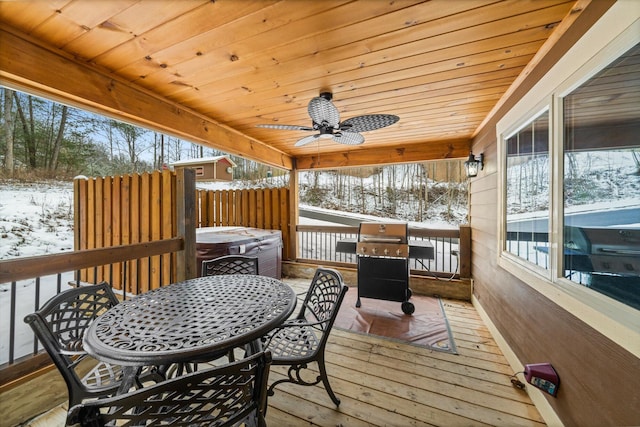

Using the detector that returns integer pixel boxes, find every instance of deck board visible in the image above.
[19,279,544,427]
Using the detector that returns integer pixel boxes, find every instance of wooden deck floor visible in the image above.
[22,279,544,427]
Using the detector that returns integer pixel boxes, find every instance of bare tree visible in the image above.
[2,88,15,175]
[13,92,37,167]
[49,105,68,171]
[111,120,148,171]
[632,150,640,174]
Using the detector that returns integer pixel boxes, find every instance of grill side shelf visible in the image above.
[336,238,356,254]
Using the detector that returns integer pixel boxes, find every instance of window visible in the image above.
[499,41,640,311]
[496,3,639,354]
[505,110,550,270]
[562,42,640,310]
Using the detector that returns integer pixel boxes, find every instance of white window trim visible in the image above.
[496,4,640,358]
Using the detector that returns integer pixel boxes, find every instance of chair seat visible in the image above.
[81,359,124,390]
[266,319,320,361]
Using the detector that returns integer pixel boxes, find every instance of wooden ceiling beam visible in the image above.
[0,27,293,171]
[294,139,471,170]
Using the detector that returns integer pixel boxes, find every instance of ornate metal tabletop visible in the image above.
[83,275,296,367]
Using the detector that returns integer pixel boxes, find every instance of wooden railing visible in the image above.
[296,224,471,278]
[0,237,193,427]
[1,168,196,385]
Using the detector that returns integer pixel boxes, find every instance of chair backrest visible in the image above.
[24,282,121,405]
[202,255,259,276]
[67,350,273,427]
[298,267,348,335]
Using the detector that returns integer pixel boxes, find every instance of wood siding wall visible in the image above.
[75,172,291,294]
[469,2,639,426]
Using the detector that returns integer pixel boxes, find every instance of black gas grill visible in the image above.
[336,222,434,315]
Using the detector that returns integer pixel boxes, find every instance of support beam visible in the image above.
[0,28,293,170]
[175,168,197,281]
[294,138,471,170]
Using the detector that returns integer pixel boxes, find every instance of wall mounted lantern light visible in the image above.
[464,152,484,178]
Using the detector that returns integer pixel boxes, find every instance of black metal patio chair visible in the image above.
[24,282,162,408]
[201,254,260,362]
[66,350,273,427]
[202,255,259,276]
[262,267,348,407]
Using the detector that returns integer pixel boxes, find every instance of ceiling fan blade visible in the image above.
[332,132,364,145]
[308,96,340,127]
[340,114,399,132]
[294,134,322,147]
[256,124,313,131]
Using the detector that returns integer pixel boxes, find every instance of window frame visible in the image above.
[499,103,553,280]
[495,9,640,358]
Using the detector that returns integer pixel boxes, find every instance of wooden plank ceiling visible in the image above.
[0,0,581,170]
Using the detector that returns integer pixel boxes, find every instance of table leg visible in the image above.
[246,339,263,355]
[117,366,141,394]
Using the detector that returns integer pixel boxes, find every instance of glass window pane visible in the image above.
[563,42,640,310]
[505,111,550,269]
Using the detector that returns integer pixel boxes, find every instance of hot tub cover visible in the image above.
[196,227,282,279]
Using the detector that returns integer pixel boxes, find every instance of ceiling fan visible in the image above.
[256,92,399,146]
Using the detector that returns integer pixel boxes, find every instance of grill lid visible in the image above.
[358,222,408,243]
[357,222,409,257]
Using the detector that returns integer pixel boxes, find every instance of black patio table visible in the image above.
[83,274,296,393]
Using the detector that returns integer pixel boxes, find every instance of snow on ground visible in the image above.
[0,180,75,260]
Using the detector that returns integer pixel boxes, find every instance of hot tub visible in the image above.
[196,227,283,279]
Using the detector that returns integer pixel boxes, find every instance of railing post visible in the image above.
[459,225,471,278]
[288,166,299,261]
[176,168,197,280]
[73,175,89,282]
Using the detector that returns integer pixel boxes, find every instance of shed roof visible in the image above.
[170,155,237,168]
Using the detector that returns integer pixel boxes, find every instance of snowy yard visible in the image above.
[0,180,75,260]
